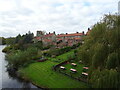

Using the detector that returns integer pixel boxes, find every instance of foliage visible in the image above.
[106,52,119,69]
[0,37,6,45]
[2,45,13,53]
[2,31,35,52]
[5,37,15,45]
[89,69,120,88]
[6,47,41,69]
[32,41,43,49]
[2,44,21,53]
[77,14,120,88]
[14,31,34,45]
[49,50,74,63]
[44,46,72,57]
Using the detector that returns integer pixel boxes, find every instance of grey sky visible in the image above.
[0,0,119,37]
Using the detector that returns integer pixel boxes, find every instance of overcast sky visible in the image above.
[0,0,119,37]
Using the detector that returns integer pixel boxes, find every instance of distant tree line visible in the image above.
[2,31,34,52]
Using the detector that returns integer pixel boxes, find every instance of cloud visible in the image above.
[0,0,119,37]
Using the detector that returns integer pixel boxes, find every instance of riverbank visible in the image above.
[2,44,89,88]
[18,51,89,88]
[0,45,37,89]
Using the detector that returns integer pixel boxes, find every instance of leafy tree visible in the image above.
[106,52,119,69]
[77,14,120,88]
[6,37,15,45]
[15,34,22,44]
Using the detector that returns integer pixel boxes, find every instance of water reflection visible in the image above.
[0,45,38,89]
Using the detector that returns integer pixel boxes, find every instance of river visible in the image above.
[0,45,38,89]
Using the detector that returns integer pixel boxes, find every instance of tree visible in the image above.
[77,14,120,88]
[6,37,15,45]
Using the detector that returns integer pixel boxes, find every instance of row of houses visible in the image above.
[33,28,91,48]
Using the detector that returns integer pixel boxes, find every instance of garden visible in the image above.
[19,50,89,88]
[55,60,89,82]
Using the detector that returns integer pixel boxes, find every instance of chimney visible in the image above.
[88,28,90,31]
[82,31,84,35]
[49,32,50,34]
[76,32,79,33]
[53,31,55,34]
[66,33,68,35]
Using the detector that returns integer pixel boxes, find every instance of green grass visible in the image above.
[57,62,84,78]
[49,50,74,64]
[19,50,88,88]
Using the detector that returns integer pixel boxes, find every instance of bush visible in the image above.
[90,69,120,88]
[44,46,73,57]
[6,47,39,69]
[2,45,13,53]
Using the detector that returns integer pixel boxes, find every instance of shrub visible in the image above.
[6,47,39,69]
[2,45,13,53]
[43,46,73,57]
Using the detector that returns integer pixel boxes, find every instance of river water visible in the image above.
[0,45,38,89]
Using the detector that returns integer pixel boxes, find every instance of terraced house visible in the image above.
[34,29,91,47]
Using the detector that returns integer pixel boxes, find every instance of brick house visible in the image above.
[56,32,84,47]
[34,30,87,47]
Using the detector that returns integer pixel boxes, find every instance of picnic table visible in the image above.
[71,63,77,66]
[60,66,66,70]
[82,72,88,76]
[70,68,77,72]
[83,67,89,69]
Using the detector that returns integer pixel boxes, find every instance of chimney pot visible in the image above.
[53,31,55,34]
[82,31,84,34]
[88,28,90,31]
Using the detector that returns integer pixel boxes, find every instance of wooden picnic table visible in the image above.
[83,67,89,69]
[82,72,88,76]
[71,63,77,66]
[60,66,65,69]
[70,68,77,72]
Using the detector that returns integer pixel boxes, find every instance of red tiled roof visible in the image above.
[57,33,83,37]
[35,37,41,40]
[43,39,52,42]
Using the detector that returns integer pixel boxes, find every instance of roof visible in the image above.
[57,33,84,37]
[43,39,52,42]
[35,37,41,40]
[57,39,62,41]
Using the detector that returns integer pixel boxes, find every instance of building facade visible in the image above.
[34,29,90,47]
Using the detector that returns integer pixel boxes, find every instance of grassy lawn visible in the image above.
[57,62,85,78]
[19,50,89,88]
[19,61,88,88]
[49,50,74,64]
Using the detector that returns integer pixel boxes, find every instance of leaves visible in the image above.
[77,14,120,88]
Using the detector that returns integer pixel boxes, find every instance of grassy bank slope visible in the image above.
[19,51,88,88]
